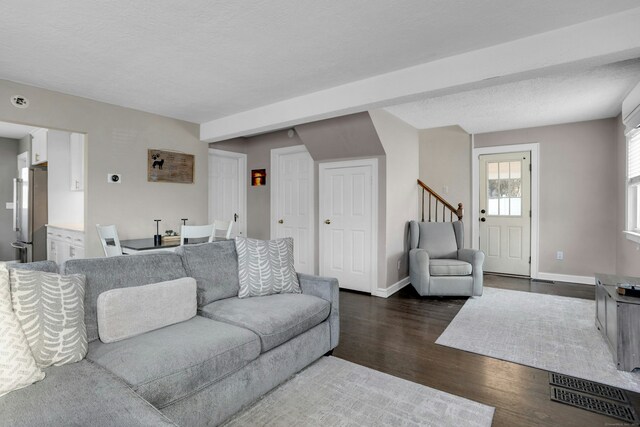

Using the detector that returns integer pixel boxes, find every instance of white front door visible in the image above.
[479,152,531,276]
[208,149,246,238]
[319,159,377,293]
[271,146,315,274]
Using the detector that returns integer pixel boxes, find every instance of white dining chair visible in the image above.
[96,224,123,257]
[213,219,233,239]
[180,224,215,245]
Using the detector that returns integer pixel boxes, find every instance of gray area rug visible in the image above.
[224,356,494,427]
[436,287,640,392]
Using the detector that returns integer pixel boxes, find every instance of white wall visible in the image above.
[370,109,420,288]
[0,79,208,257]
[47,130,84,226]
[419,126,471,248]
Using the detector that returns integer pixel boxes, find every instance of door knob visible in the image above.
[278,219,284,224]
[480,218,486,222]
[324,219,331,225]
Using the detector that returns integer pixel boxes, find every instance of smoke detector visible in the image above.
[11,95,29,109]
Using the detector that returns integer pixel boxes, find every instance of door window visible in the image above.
[487,161,522,216]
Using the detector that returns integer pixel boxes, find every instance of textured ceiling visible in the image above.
[384,59,640,134]
[0,121,39,139]
[1,1,638,123]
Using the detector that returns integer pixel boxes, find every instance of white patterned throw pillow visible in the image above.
[0,266,45,397]
[235,237,301,298]
[10,269,88,368]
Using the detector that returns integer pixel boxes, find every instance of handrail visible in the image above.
[417,179,463,222]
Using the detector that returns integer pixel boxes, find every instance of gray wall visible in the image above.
[616,115,640,277]
[0,137,19,260]
[0,79,209,257]
[18,134,31,157]
[418,126,472,248]
[475,118,618,277]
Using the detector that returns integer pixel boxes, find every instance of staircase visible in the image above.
[417,179,463,222]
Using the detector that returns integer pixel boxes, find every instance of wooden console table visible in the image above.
[595,273,640,372]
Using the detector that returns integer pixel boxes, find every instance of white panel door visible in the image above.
[272,146,314,274]
[479,152,531,276]
[209,149,246,238]
[319,159,377,293]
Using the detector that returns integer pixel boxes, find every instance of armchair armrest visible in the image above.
[458,249,485,296]
[297,273,339,349]
[409,248,430,295]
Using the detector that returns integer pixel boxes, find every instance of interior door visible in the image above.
[319,159,376,293]
[479,152,531,276]
[209,149,246,238]
[272,146,314,274]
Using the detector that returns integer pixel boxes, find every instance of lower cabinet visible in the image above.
[47,226,85,265]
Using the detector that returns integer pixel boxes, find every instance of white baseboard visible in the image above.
[536,272,594,286]
[372,276,410,298]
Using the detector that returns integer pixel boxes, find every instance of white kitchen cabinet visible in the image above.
[47,226,85,264]
[31,128,48,165]
[69,133,85,191]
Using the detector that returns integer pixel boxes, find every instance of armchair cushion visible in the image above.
[429,259,472,276]
[417,222,459,259]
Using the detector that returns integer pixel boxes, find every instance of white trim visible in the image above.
[536,272,594,286]
[270,145,315,274]
[319,158,378,295]
[372,276,410,298]
[208,149,247,237]
[472,142,540,279]
[623,230,640,244]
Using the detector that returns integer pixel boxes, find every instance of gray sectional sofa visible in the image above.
[0,240,339,427]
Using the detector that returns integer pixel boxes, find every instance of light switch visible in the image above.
[5,202,14,210]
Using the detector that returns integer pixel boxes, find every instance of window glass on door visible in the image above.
[487,160,522,216]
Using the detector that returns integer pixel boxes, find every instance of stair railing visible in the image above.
[417,179,463,222]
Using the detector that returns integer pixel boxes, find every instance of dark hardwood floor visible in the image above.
[332,274,639,427]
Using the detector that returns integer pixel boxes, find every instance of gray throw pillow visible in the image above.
[10,269,88,368]
[0,266,45,397]
[235,237,301,298]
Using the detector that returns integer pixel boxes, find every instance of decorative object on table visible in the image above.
[9,268,88,367]
[251,169,266,186]
[235,236,300,298]
[153,219,162,245]
[181,218,189,244]
[147,149,194,184]
[163,230,180,243]
[616,283,640,298]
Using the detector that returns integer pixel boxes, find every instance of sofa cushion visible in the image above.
[429,259,472,276]
[417,222,459,259]
[235,237,301,298]
[87,316,260,408]
[97,277,197,343]
[10,269,88,368]
[200,294,330,352]
[63,252,188,342]
[175,240,240,306]
[0,360,176,427]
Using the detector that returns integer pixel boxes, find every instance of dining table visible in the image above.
[120,237,229,254]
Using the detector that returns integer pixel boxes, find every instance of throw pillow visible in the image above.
[235,237,301,298]
[0,266,45,397]
[96,277,197,343]
[10,269,88,368]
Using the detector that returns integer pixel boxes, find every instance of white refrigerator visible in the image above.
[12,167,47,263]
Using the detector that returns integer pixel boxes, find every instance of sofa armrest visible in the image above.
[298,273,339,349]
[458,248,485,296]
[409,248,430,295]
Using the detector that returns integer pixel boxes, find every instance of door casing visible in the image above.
[472,141,539,279]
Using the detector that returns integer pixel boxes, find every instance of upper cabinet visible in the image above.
[31,128,48,165]
[69,133,84,191]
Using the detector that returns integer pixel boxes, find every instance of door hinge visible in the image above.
[529,256,531,264]
[529,163,532,172]
[529,210,532,218]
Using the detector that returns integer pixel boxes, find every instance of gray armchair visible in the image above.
[409,220,484,297]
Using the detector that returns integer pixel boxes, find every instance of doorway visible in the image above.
[270,146,315,275]
[472,143,539,278]
[208,149,246,238]
[319,158,378,293]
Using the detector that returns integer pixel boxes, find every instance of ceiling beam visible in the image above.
[201,8,640,142]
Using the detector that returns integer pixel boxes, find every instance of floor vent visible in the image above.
[550,386,637,423]
[549,373,628,403]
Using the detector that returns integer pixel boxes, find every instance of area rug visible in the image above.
[436,287,640,393]
[224,356,494,427]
